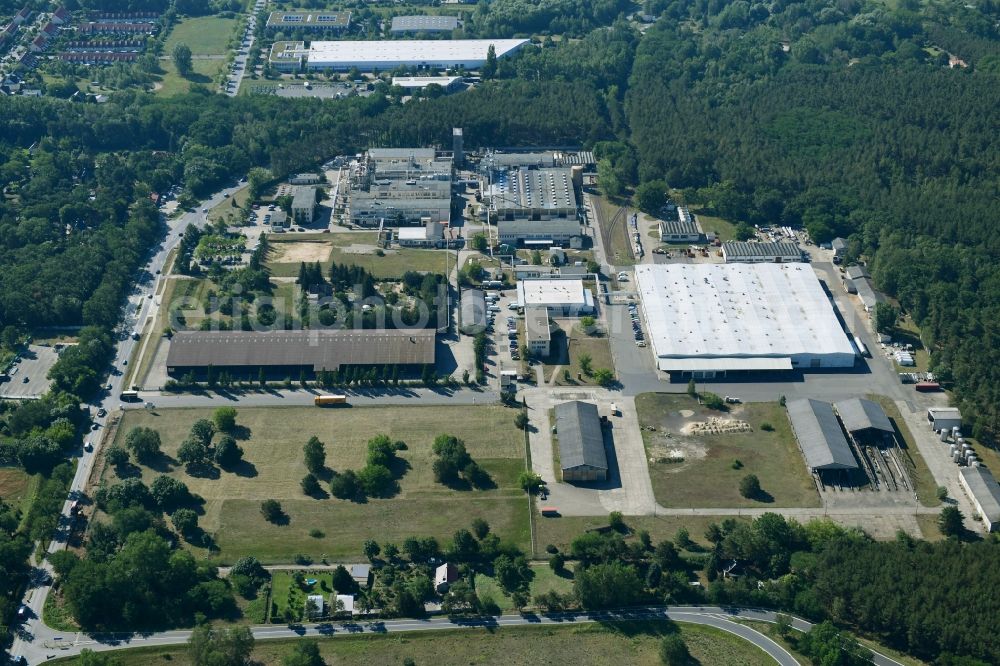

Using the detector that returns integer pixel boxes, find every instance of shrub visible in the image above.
[261,499,283,523]
[760,422,774,432]
[213,407,238,432]
[739,474,761,499]
[518,471,543,494]
[608,511,625,532]
[701,391,725,410]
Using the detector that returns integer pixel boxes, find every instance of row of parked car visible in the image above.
[630,303,646,347]
[506,315,520,360]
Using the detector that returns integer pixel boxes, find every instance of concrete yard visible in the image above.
[0,344,60,399]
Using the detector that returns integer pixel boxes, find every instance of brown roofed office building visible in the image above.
[166,329,435,380]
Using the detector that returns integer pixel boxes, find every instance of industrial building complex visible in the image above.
[958,466,1000,532]
[787,398,859,473]
[516,279,595,316]
[389,15,459,34]
[265,11,351,32]
[165,329,436,378]
[722,241,803,263]
[269,38,528,72]
[555,401,608,482]
[635,263,856,377]
[347,148,453,228]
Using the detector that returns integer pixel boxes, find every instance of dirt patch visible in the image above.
[681,417,753,436]
[647,434,708,466]
[270,241,333,263]
[340,243,381,254]
[679,409,695,418]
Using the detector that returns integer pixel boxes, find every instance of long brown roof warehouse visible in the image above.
[166,329,435,378]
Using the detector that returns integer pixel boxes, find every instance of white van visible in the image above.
[488,305,501,313]
[507,302,520,311]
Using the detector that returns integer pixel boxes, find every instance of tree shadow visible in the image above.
[144,452,177,473]
[266,512,290,526]
[227,459,258,478]
[185,462,220,479]
[554,568,575,580]
[306,486,330,500]
[749,489,775,504]
[388,456,411,481]
[186,528,216,551]
[113,461,142,479]
[230,424,252,440]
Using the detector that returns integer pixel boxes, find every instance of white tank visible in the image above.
[952,426,961,435]
[972,461,981,468]
[954,452,962,463]
[940,430,950,442]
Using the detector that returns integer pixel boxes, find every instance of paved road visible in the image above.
[127,386,499,409]
[13,605,907,666]
[223,0,263,96]
[10,182,247,665]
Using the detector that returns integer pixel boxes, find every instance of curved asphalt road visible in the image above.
[15,606,907,666]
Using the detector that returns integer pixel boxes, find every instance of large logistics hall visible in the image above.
[634,263,856,377]
[306,39,527,70]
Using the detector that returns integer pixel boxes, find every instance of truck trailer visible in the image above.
[314,394,348,406]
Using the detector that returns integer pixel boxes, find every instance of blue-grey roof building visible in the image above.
[555,401,607,482]
[787,398,858,471]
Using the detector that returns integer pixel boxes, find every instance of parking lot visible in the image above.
[487,284,522,375]
[0,344,61,399]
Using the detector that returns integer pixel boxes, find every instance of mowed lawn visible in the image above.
[0,466,35,512]
[156,59,223,96]
[542,323,615,386]
[266,232,450,279]
[164,16,237,55]
[106,405,529,563]
[51,622,774,666]
[474,562,575,612]
[534,514,751,557]
[635,394,820,508]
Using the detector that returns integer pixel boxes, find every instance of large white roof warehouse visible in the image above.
[634,263,856,377]
[305,39,528,71]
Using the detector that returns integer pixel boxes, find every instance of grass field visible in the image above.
[265,232,451,279]
[327,246,451,279]
[691,210,739,241]
[870,396,940,507]
[0,466,35,512]
[635,394,821,508]
[207,186,250,225]
[165,16,238,55]
[534,514,751,556]
[541,324,614,386]
[104,405,529,563]
[474,562,575,612]
[155,58,224,96]
[52,622,774,666]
